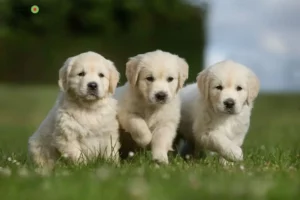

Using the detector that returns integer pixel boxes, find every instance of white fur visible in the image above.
[115,50,189,164]
[28,51,120,168]
[179,60,260,164]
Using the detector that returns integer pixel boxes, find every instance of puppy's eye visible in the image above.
[167,77,174,82]
[99,73,104,78]
[146,76,154,82]
[78,71,86,77]
[215,85,223,90]
[236,86,243,91]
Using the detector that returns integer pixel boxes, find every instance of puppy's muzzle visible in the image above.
[87,82,99,97]
[87,82,98,91]
[155,91,168,103]
[223,98,235,109]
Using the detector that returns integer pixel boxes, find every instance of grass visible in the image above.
[0,84,300,200]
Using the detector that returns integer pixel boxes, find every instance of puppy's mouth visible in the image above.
[223,108,236,115]
[148,98,169,105]
[85,91,100,100]
[155,99,168,104]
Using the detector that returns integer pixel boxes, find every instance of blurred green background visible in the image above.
[0,0,207,84]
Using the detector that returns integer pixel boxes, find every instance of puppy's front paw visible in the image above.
[62,151,87,165]
[134,133,152,148]
[228,145,243,161]
[219,157,234,166]
[152,150,169,165]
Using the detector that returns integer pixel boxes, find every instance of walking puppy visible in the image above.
[179,60,260,164]
[28,51,120,168]
[115,50,189,164]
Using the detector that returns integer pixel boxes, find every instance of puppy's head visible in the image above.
[58,51,120,101]
[126,50,189,105]
[197,60,260,114]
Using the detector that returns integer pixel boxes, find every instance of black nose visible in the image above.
[155,91,167,101]
[87,82,98,90]
[223,98,235,108]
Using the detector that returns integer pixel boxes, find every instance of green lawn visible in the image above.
[0,85,299,200]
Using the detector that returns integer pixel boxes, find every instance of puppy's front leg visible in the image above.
[151,123,177,164]
[55,136,86,164]
[54,113,87,164]
[199,132,243,162]
[120,113,152,148]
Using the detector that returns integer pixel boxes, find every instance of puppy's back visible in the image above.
[29,92,63,141]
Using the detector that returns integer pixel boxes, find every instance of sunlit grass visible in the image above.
[0,85,299,200]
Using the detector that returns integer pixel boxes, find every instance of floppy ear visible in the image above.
[125,55,142,86]
[177,57,189,91]
[196,69,211,101]
[247,70,260,104]
[58,56,76,92]
[107,60,120,94]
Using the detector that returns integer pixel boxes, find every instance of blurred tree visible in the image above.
[0,0,207,84]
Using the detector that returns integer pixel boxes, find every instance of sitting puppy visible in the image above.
[115,50,189,164]
[179,60,260,164]
[28,51,120,168]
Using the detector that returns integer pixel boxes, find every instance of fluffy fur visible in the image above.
[28,51,120,168]
[115,50,189,164]
[179,60,260,164]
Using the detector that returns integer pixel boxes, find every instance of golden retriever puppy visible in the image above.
[179,60,260,164]
[28,51,120,168]
[115,50,189,164]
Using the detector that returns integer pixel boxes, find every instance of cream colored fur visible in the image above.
[115,50,189,164]
[28,51,120,168]
[179,60,260,164]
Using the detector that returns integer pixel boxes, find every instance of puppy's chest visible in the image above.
[142,109,162,128]
[70,111,114,137]
[142,106,179,129]
[207,115,250,139]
